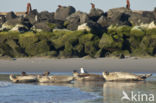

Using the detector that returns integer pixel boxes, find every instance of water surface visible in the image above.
[0,73,156,103]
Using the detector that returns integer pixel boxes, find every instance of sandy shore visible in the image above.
[0,57,156,73]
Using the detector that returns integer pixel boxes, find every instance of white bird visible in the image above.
[80,67,88,74]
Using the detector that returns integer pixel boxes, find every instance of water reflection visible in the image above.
[73,81,103,93]
[37,80,156,103]
[103,82,144,103]
[0,74,9,81]
[1,73,156,103]
[38,82,73,88]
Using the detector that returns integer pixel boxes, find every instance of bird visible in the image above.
[80,67,88,74]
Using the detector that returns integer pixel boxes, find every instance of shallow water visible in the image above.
[0,73,156,103]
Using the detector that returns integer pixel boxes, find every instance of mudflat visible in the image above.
[0,57,156,72]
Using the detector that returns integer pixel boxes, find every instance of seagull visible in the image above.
[80,67,88,74]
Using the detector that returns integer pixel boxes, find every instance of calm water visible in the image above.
[0,72,156,103]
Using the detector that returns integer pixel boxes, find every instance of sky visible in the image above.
[0,0,156,13]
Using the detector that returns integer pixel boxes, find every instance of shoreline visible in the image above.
[0,57,156,73]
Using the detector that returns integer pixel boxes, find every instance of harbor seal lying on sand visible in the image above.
[102,71,152,81]
[9,74,37,83]
[73,70,105,81]
[37,75,74,83]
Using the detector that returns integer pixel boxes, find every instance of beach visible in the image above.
[0,57,156,103]
[0,57,156,73]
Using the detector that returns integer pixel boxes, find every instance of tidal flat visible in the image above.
[0,57,156,72]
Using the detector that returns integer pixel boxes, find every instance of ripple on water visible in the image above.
[0,81,12,87]
[0,82,100,103]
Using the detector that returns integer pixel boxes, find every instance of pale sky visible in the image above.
[0,0,156,13]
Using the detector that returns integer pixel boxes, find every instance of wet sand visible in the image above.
[0,57,156,72]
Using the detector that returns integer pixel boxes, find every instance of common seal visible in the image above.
[73,70,104,81]
[9,74,37,83]
[37,75,74,83]
[102,71,152,81]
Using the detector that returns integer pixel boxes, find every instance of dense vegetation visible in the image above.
[0,26,156,58]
